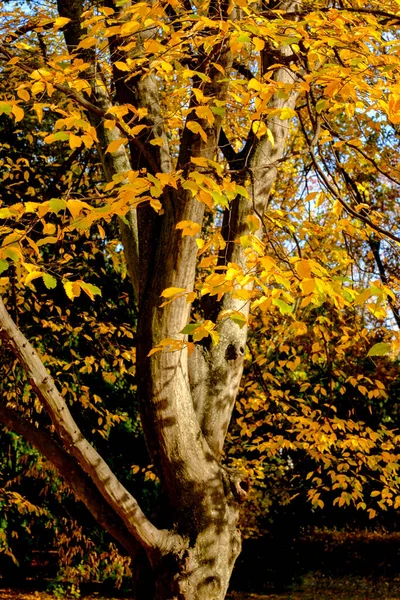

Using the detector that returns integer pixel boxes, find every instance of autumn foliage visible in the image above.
[1,0,400,597]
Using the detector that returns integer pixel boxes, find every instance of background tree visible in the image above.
[1,0,400,599]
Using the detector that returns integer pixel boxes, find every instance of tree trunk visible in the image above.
[152,498,240,600]
[0,1,300,597]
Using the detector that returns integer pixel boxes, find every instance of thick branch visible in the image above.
[56,0,145,300]
[190,2,300,458]
[136,5,235,500]
[0,404,139,558]
[0,296,175,560]
[103,0,173,303]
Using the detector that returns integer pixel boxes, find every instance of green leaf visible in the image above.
[4,249,19,262]
[237,33,251,43]
[230,313,247,328]
[210,106,225,116]
[42,274,57,289]
[235,185,249,198]
[367,342,391,357]
[53,131,70,141]
[181,323,200,335]
[272,298,294,315]
[316,99,328,113]
[0,102,12,115]
[80,282,102,300]
[0,259,8,274]
[49,198,67,214]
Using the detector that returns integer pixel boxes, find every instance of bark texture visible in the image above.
[0,0,300,597]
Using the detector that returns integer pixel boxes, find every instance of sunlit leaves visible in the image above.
[1,0,400,527]
[186,121,208,142]
[367,342,392,357]
[176,220,201,237]
[106,138,128,154]
[63,280,101,301]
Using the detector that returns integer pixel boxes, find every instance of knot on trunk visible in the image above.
[225,343,245,362]
[222,468,249,503]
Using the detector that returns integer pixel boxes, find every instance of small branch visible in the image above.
[292,7,400,23]
[298,112,400,245]
[218,128,239,165]
[0,45,159,174]
[312,150,400,243]
[368,237,400,329]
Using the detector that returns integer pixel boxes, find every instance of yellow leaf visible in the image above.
[248,78,261,91]
[54,16,71,29]
[150,198,162,212]
[158,60,173,73]
[211,62,225,74]
[78,36,97,49]
[114,61,130,71]
[266,127,274,147]
[31,81,45,96]
[25,271,42,285]
[64,281,81,301]
[66,199,88,218]
[104,119,116,130]
[120,20,140,36]
[246,215,260,232]
[176,220,201,237]
[106,138,128,153]
[279,107,296,120]
[195,105,214,125]
[190,156,209,167]
[144,39,164,53]
[253,37,265,51]
[296,260,312,278]
[197,189,213,209]
[147,346,163,357]
[69,134,82,149]
[150,137,164,147]
[300,278,316,295]
[252,121,274,146]
[17,88,30,102]
[332,200,343,216]
[160,287,186,298]
[130,124,147,136]
[33,103,44,122]
[186,121,208,142]
[81,134,94,148]
[12,105,24,122]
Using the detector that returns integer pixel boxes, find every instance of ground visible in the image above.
[3,576,400,600]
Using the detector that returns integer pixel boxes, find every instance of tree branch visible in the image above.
[0,296,176,560]
[190,0,299,457]
[0,403,139,558]
[135,0,237,498]
[368,238,400,329]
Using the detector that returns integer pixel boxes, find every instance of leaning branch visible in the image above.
[0,296,176,559]
[0,403,139,558]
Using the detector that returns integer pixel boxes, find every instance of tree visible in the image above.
[1,0,400,598]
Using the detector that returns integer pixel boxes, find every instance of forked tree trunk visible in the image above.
[0,1,299,598]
